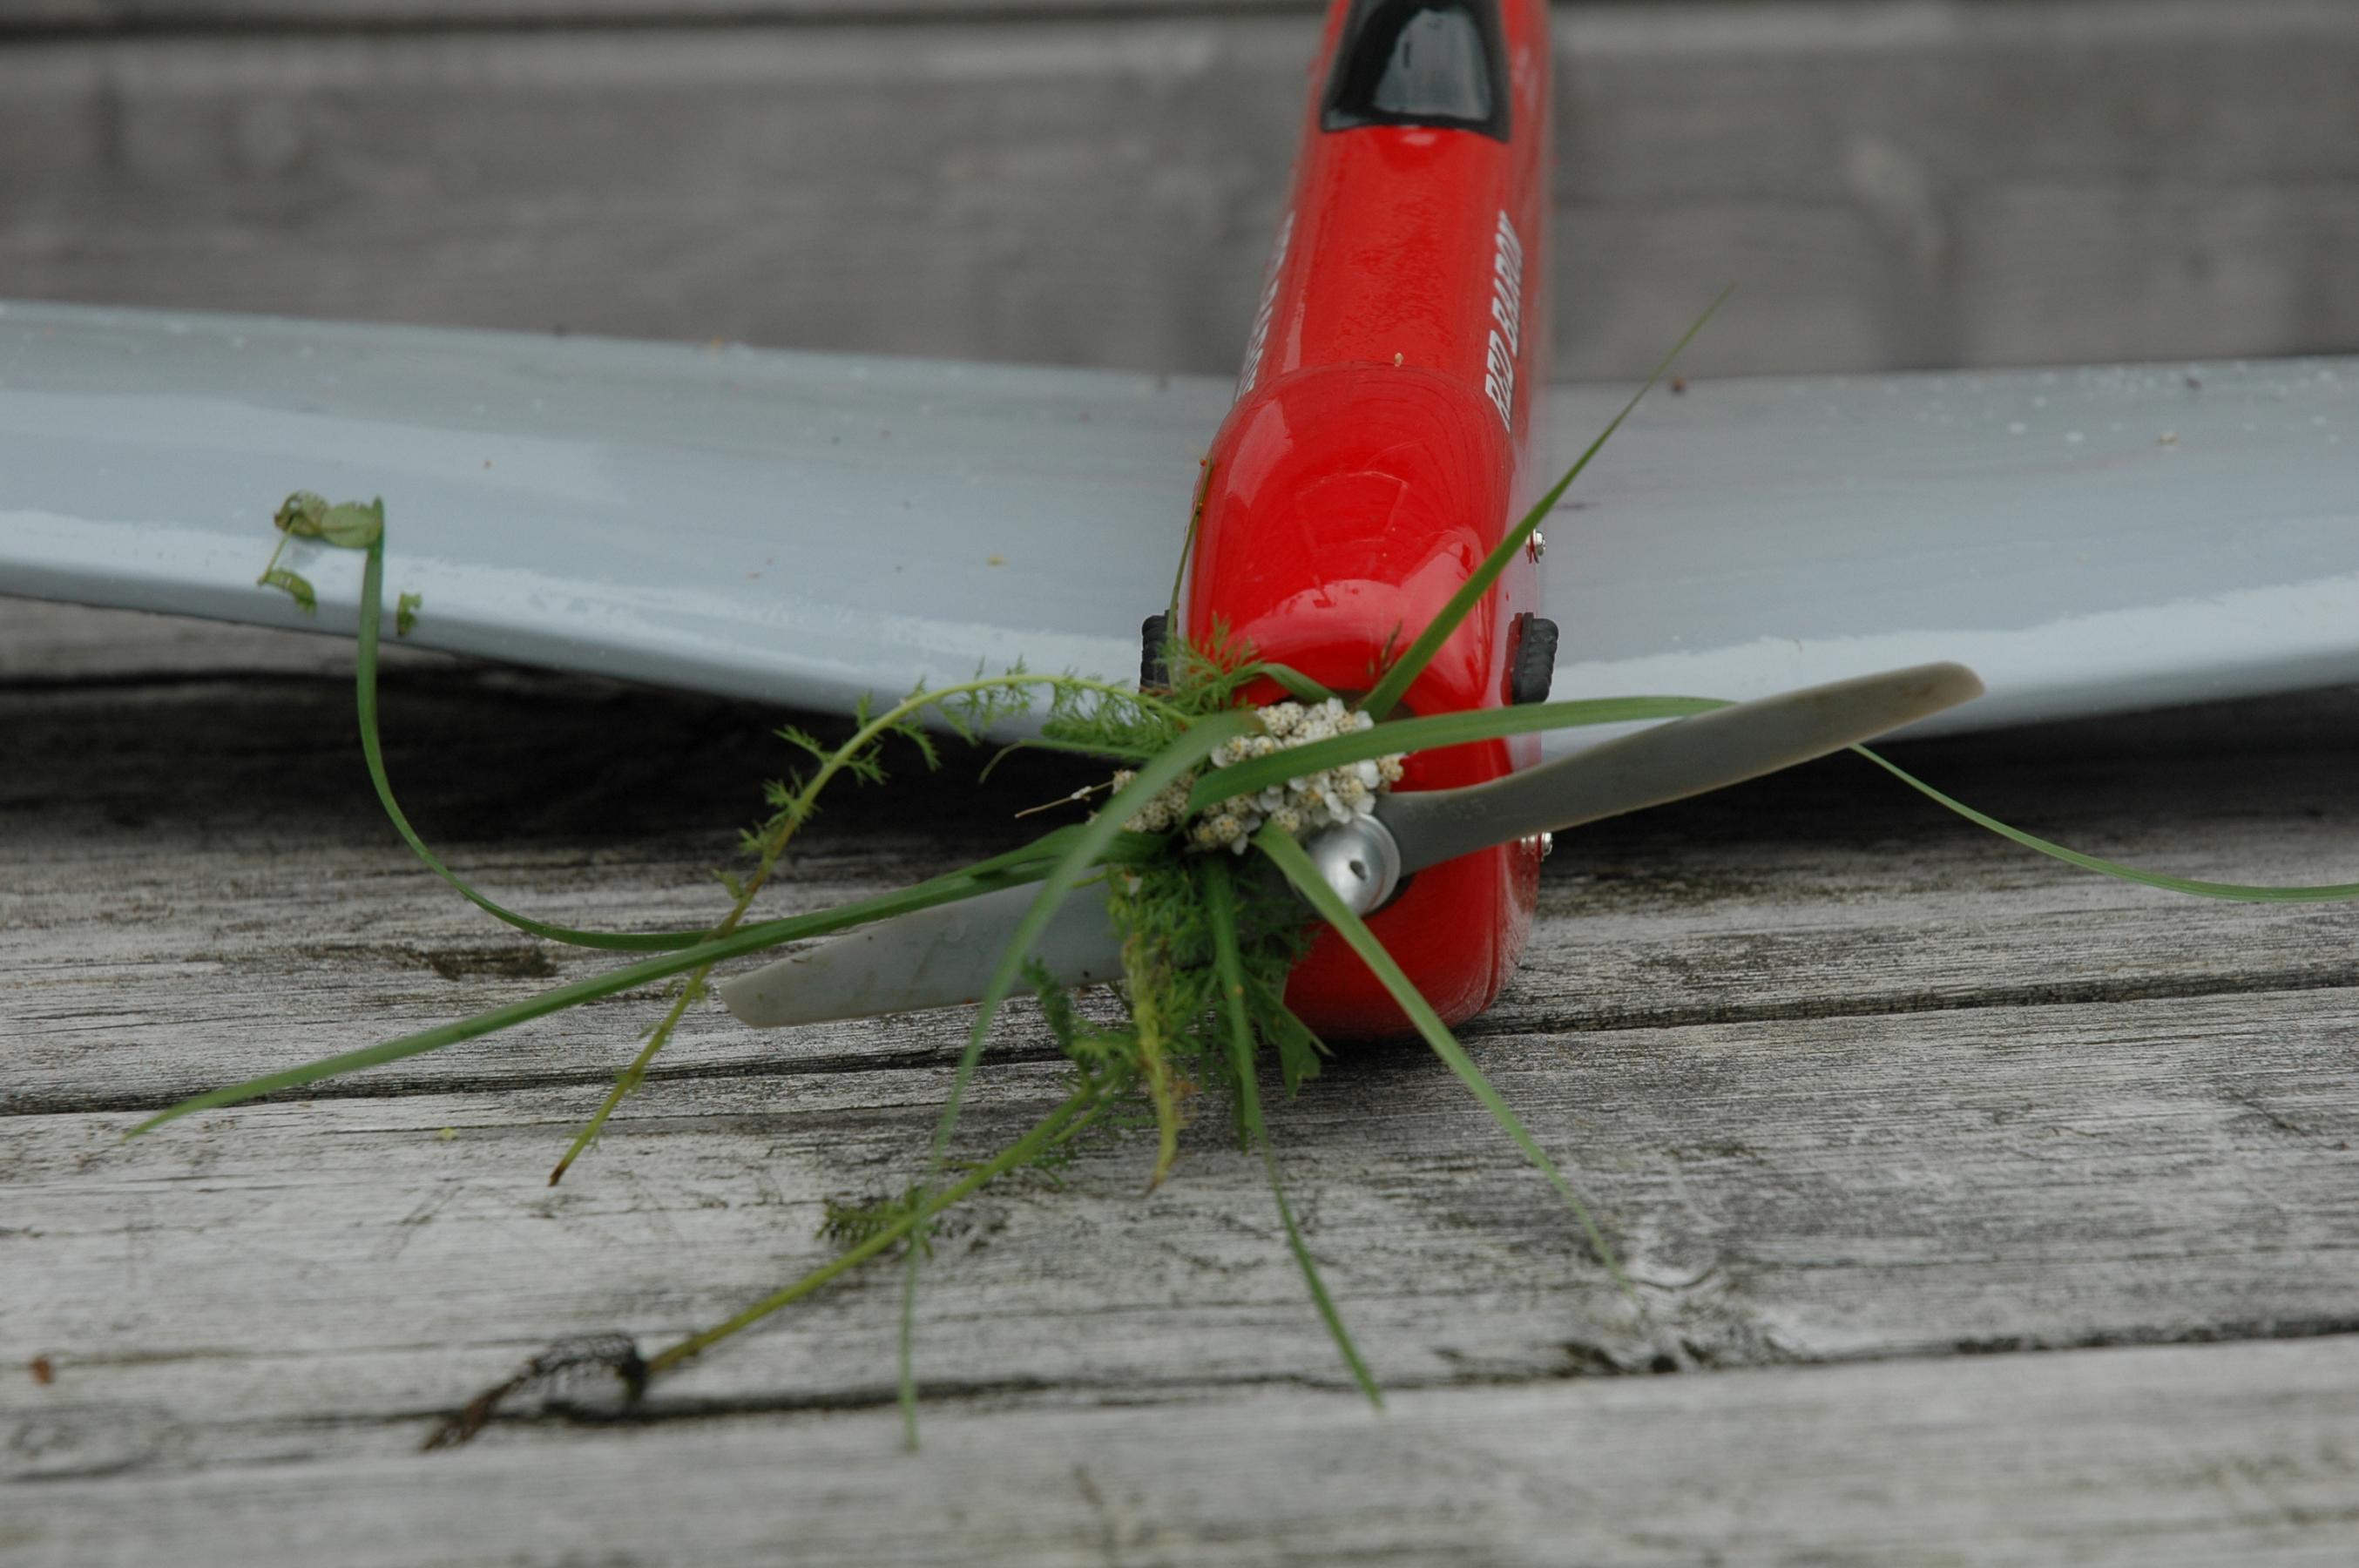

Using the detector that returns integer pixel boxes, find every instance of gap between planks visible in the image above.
[8,607,2359,1558]
[5,1340,2358,1566]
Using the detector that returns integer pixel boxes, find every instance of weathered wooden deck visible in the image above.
[10,0,2359,1558]
[5,597,2357,1564]
[8,1,2359,382]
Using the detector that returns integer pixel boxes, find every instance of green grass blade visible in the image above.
[1254,825,1637,1311]
[896,706,1264,1447]
[983,735,1159,771]
[1249,972,1328,1093]
[646,1080,1105,1380]
[127,850,1075,1137]
[1203,858,1381,1405]
[353,542,719,952]
[547,975,710,1186]
[1855,745,2359,902]
[1243,661,1340,706]
[1359,289,1728,720]
[1188,696,1727,814]
[1167,459,1215,630]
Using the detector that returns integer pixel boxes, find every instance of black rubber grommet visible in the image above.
[1509,613,1558,705]
[1140,612,1170,691]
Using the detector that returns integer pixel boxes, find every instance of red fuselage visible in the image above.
[1185,0,1553,1034]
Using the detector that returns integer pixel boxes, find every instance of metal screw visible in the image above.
[1305,818,1403,916]
[1525,529,1546,562]
[1524,831,1554,861]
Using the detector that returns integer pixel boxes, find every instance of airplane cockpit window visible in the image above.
[1321,0,1511,141]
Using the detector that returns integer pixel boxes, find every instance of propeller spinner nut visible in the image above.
[1301,816,1403,916]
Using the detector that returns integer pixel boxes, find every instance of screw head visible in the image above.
[1304,818,1403,916]
[1525,529,1546,562]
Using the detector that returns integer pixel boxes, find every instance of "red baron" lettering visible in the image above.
[1482,210,1524,429]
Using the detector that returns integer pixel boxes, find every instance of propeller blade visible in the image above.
[717,880,1125,1029]
[1376,660,1984,875]
[718,661,1982,1030]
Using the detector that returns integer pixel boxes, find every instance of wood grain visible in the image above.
[5,0,1321,27]
[7,1340,2358,1566]
[5,602,2358,1564]
[10,4,2359,1554]
[11,605,2359,1109]
[10,986,2359,1421]
[4,2,2357,378]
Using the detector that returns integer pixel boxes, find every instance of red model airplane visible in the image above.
[711,0,1974,1041]
[1191,0,1556,1031]
[4,0,2354,1039]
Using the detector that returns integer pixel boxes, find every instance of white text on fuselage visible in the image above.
[1483,211,1524,430]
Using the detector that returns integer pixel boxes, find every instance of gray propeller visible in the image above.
[1380,659,1984,881]
[718,661,1983,1029]
[717,876,1128,1031]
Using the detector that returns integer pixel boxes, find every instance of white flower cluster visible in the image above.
[1113,699,1408,855]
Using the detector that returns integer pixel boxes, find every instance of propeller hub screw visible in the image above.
[1525,530,1546,562]
[1303,817,1403,916]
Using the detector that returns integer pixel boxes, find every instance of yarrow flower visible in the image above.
[1112,698,1408,854]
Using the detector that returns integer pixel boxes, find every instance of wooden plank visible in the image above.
[6,606,2359,1443]
[9,607,2357,1110]
[6,0,1321,28]
[3,3,2356,377]
[9,979,2359,1439]
[8,606,2359,1557]
[8,1336,2359,1565]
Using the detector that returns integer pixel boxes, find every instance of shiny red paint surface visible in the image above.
[1185,0,1554,1035]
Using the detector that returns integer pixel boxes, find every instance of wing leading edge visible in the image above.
[3,301,2353,745]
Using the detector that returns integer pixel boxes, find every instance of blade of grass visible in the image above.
[546,974,711,1185]
[1202,857,1381,1405]
[1197,683,2359,906]
[981,735,1159,778]
[126,840,1098,1137]
[1359,289,1729,720]
[1855,745,2359,902]
[646,1078,1108,1378]
[1254,824,1639,1315]
[1241,661,1341,706]
[361,535,1176,954]
[896,705,1263,1448]
[353,541,720,952]
[551,671,1186,1179]
[544,797,1147,1183]
[1167,459,1215,630]
[1189,696,1727,814]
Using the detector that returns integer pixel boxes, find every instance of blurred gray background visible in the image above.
[5,0,2357,379]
